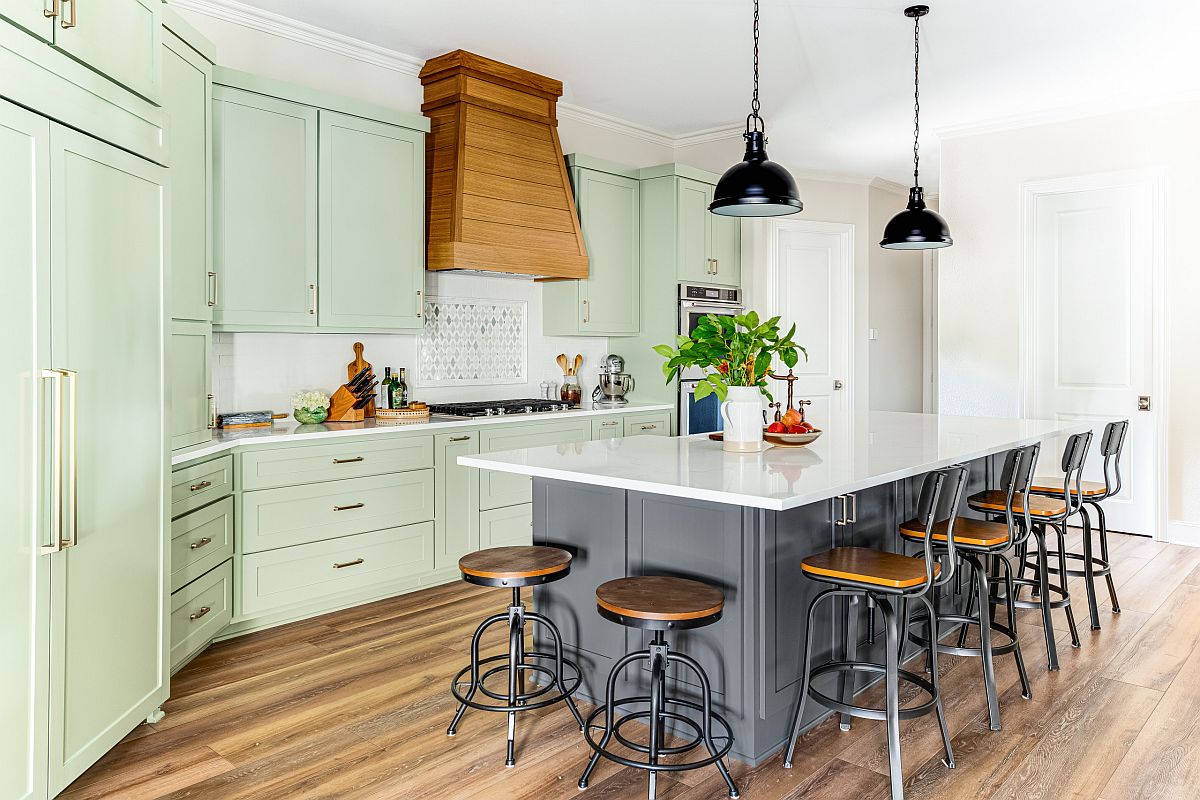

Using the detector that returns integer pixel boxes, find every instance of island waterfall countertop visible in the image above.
[458,411,1091,511]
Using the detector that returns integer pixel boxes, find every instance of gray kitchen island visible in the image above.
[459,411,1087,765]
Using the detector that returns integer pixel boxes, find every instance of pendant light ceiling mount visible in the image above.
[880,4,953,250]
[709,0,803,218]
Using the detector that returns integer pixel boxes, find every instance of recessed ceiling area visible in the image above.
[220,0,1198,185]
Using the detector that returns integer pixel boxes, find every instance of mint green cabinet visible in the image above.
[1,1,53,42]
[170,560,233,672]
[213,86,318,328]
[171,497,234,593]
[169,320,214,450]
[639,165,741,287]
[46,122,167,794]
[318,111,425,330]
[479,504,533,548]
[478,419,592,509]
[53,0,162,102]
[163,29,213,322]
[623,410,672,437]
[710,211,741,286]
[435,430,480,570]
[592,415,624,439]
[544,155,640,336]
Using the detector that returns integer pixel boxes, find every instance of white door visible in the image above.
[762,220,854,435]
[1026,174,1157,536]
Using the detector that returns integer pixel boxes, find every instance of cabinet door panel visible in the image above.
[676,178,712,283]
[0,98,51,800]
[168,320,212,451]
[318,111,424,330]
[170,559,232,671]
[1,0,55,42]
[480,504,533,548]
[591,416,623,439]
[710,212,741,287]
[478,421,591,510]
[53,0,161,102]
[435,430,480,569]
[47,123,167,793]
[623,412,670,437]
[576,169,640,335]
[213,87,317,328]
[163,31,212,322]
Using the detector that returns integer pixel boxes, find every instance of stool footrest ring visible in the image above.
[1021,551,1112,579]
[807,661,939,722]
[450,652,581,713]
[583,696,734,772]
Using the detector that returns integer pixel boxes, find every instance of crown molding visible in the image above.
[674,124,744,148]
[935,90,1200,140]
[169,0,424,75]
[556,103,675,148]
[868,176,910,195]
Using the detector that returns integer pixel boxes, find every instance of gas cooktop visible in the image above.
[428,399,574,417]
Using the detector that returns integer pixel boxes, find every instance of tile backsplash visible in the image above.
[212,271,612,414]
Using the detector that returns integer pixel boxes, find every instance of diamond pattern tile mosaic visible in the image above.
[418,297,528,386]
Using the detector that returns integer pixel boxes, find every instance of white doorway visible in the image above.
[1021,171,1162,537]
[759,219,855,436]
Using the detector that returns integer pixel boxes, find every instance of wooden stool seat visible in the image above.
[801,546,939,590]
[899,516,1010,548]
[595,576,724,628]
[1029,479,1106,497]
[458,546,572,587]
[968,490,1066,518]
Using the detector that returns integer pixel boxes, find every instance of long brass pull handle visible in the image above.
[713,258,719,275]
[333,558,364,569]
[207,272,218,307]
[189,480,212,492]
[60,0,76,28]
[207,395,216,430]
[449,435,471,442]
[333,503,364,512]
[189,537,213,550]
[41,369,65,555]
[62,369,78,549]
[834,495,848,527]
[416,289,423,319]
[332,456,363,464]
[582,299,590,323]
[847,492,858,524]
[44,0,60,18]
[600,421,618,427]
[309,283,317,315]
[189,606,211,621]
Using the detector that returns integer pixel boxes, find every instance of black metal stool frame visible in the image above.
[784,466,969,800]
[448,577,585,768]
[578,603,740,799]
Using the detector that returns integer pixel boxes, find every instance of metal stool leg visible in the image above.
[784,589,836,768]
[999,555,1032,699]
[672,650,739,799]
[839,595,860,731]
[647,639,664,800]
[1053,523,1081,649]
[527,610,585,730]
[913,594,954,768]
[447,612,507,736]
[579,651,643,789]
[957,558,976,649]
[1034,525,1060,671]
[970,555,1001,731]
[505,594,523,767]
[881,596,905,800]
[1079,507,1101,630]
[1093,501,1121,613]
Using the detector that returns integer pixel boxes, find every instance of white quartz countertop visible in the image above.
[171,402,673,466]
[458,411,1091,511]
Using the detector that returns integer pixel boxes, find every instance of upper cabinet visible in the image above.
[641,164,741,288]
[52,0,162,102]
[543,155,641,337]
[211,70,429,333]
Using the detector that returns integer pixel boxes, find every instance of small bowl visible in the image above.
[763,427,822,447]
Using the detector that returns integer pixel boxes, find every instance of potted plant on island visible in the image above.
[656,311,806,452]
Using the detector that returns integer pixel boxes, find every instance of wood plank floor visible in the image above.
[61,532,1200,800]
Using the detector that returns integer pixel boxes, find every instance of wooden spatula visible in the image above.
[572,354,583,376]
[556,353,569,375]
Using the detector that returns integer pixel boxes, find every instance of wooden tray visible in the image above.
[375,408,430,422]
[709,429,822,447]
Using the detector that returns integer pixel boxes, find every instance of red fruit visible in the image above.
[786,424,803,434]
[766,422,786,434]
[799,422,814,432]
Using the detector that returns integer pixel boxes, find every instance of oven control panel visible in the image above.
[679,284,741,303]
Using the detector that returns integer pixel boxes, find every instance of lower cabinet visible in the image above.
[171,560,233,671]
[480,504,534,548]
[592,415,623,439]
[478,419,592,510]
[623,410,671,437]
[435,429,480,570]
[171,496,234,592]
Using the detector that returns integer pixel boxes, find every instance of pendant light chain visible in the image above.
[912,12,921,185]
[749,0,763,132]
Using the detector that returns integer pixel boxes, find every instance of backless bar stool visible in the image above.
[969,431,1090,671]
[1030,419,1129,629]
[784,466,968,800]
[448,546,585,767]
[901,448,1036,731]
[578,575,739,800]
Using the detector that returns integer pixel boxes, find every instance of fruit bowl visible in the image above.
[763,427,822,447]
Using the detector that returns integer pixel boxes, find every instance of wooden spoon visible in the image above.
[573,354,583,376]
[556,353,569,375]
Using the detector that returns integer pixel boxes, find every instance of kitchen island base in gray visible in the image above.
[531,455,996,766]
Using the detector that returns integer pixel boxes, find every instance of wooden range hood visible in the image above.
[420,50,588,278]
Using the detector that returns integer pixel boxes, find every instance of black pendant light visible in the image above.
[709,0,802,217]
[880,5,953,249]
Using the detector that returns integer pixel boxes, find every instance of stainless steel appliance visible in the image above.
[428,399,572,417]
[677,284,743,435]
[592,353,634,407]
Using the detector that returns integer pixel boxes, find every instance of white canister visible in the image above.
[719,385,764,452]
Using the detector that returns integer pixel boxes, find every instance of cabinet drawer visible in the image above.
[171,496,234,593]
[479,504,533,548]
[240,522,435,617]
[478,420,591,510]
[171,455,233,518]
[591,416,624,439]
[623,412,671,437]
[241,469,434,554]
[239,435,433,490]
[171,560,233,671]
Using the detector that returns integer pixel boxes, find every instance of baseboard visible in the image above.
[1166,519,1200,548]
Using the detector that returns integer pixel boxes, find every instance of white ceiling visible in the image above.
[232,0,1199,186]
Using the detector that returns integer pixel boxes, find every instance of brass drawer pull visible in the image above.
[60,0,76,28]
[333,503,364,512]
[189,537,213,550]
[189,480,212,492]
[44,0,59,18]
[332,456,364,464]
[600,421,618,427]
[640,424,657,430]
[449,435,472,442]
[189,606,211,621]
[333,558,364,569]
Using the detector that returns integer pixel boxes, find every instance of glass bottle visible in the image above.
[381,367,393,409]
[395,368,409,409]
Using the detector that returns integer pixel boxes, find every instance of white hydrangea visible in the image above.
[291,389,330,411]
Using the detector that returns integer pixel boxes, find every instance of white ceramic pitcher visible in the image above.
[720,386,764,452]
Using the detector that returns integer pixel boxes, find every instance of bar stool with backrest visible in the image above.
[1030,420,1129,630]
[900,446,1037,731]
[968,431,1091,671]
[447,546,585,767]
[578,575,740,800]
[783,465,969,800]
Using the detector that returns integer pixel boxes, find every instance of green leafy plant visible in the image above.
[654,311,807,401]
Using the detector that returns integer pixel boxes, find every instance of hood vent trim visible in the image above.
[420,50,589,279]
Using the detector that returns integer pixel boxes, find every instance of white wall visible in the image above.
[938,99,1200,542]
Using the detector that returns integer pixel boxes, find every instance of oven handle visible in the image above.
[680,300,745,311]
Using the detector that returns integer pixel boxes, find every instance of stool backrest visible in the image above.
[913,463,970,591]
[999,443,1040,546]
[1059,431,1093,515]
[1098,419,1129,498]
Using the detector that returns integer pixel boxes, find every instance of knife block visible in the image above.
[348,341,376,419]
[327,385,365,423]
